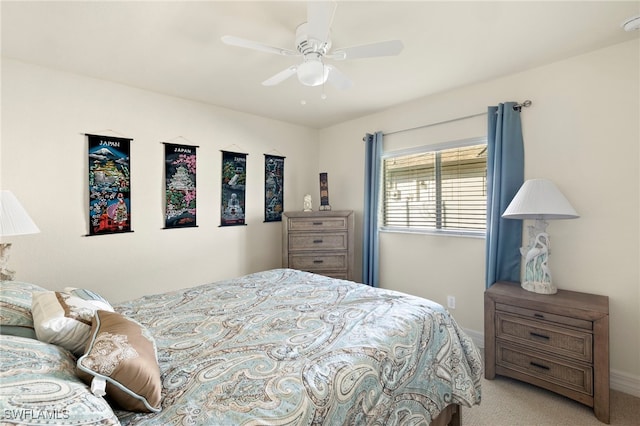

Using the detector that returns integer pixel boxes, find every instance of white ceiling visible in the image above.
[2,1,639,129]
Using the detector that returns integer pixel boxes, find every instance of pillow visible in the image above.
[31,289,114,355]
[64,286,113,306]
[0,335,120,425]
[77,310,162,413]
[0,324,38,339]
[0,280,47,338]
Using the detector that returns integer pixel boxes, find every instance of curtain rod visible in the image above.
[383,100,531,137]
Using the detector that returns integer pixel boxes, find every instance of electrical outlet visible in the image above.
[447,295,456,309]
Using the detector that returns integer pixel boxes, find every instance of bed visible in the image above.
[1,268,482,425]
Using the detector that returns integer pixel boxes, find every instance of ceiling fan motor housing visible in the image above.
[295,22,331,56]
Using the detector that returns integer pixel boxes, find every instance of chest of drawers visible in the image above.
[485,282,609,423]
[282,210,354,280]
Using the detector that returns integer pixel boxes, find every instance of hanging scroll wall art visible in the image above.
[220,151,247,226]
[87,134,132,236]
[319,172,331,211]
[164,143,197,229]
[264,154,285,222]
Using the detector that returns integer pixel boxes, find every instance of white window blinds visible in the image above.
[382,142,487,233]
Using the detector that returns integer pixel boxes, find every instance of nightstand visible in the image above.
[484,282,610,424]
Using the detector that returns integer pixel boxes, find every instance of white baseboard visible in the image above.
[464,328,640,398]
[465,327,485,349]
[610,369,640,398]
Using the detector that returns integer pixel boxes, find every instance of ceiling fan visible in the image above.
[221,1,403,90]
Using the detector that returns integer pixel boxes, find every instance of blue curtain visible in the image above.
[485,103,524,288]
[362,132,382,287]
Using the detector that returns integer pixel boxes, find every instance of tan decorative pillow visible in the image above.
[77,310,162,413]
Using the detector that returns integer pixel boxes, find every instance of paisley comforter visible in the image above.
[114,269,482,425]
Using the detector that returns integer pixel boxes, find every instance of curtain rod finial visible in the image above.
[513,100,532,111]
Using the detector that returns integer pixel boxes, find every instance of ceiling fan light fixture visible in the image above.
[297,59,328,87]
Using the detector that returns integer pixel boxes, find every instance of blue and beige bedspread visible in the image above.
[114,268,482,425]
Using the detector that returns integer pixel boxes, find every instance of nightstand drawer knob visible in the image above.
[313,260,324,264]
[530,332,550,340]
[534,313,545,319]
[313,239,323,243]
[312,222,323,226]
[530,361,550,371]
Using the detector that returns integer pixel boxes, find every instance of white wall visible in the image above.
[1,59,319,302]
[318,40,640,392]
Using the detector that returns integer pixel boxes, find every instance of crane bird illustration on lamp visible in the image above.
[523,232,551,287]
[502,179,579,294]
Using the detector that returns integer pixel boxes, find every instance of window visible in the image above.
[381,138,487,235]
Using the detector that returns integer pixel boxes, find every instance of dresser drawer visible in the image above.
[496,342,593,395]
[289,253,347,271]
[287,216,348,231]
[288,233,348,251]
[496,312,593,362]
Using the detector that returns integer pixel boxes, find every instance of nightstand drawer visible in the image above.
[289,253,347,271]
[288,233,348,251]
[496,303,592,330]
[496,342,593,395]
[287,217,348,231]
[496,312,593,362]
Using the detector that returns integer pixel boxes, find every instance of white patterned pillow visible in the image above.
[77,310,162,413]
[31,289,114,355]
[0,335,120,425]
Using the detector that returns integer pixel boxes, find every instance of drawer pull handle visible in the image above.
[313,239,323,244]
[312,222,323,226]
[530,332,550,340]
[534,313,545,319]
[530,362,550,371]
[313,260,324,264]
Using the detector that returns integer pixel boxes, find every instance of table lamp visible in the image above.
[0,190,40,280]
[502,179,578,294]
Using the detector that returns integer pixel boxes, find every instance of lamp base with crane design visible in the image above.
[519,219,556,294]
[0,243,16,281]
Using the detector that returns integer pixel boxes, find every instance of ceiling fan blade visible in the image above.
[262,66,298,86]
[328,40,404,60]
[325,64,352,90]
[221,35,298,56]
[307,1,336,42]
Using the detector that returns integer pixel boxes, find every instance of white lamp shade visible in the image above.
[502,179,579,220]
[0,190,40,237]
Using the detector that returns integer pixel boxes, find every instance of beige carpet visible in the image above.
[462,375,640,426]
